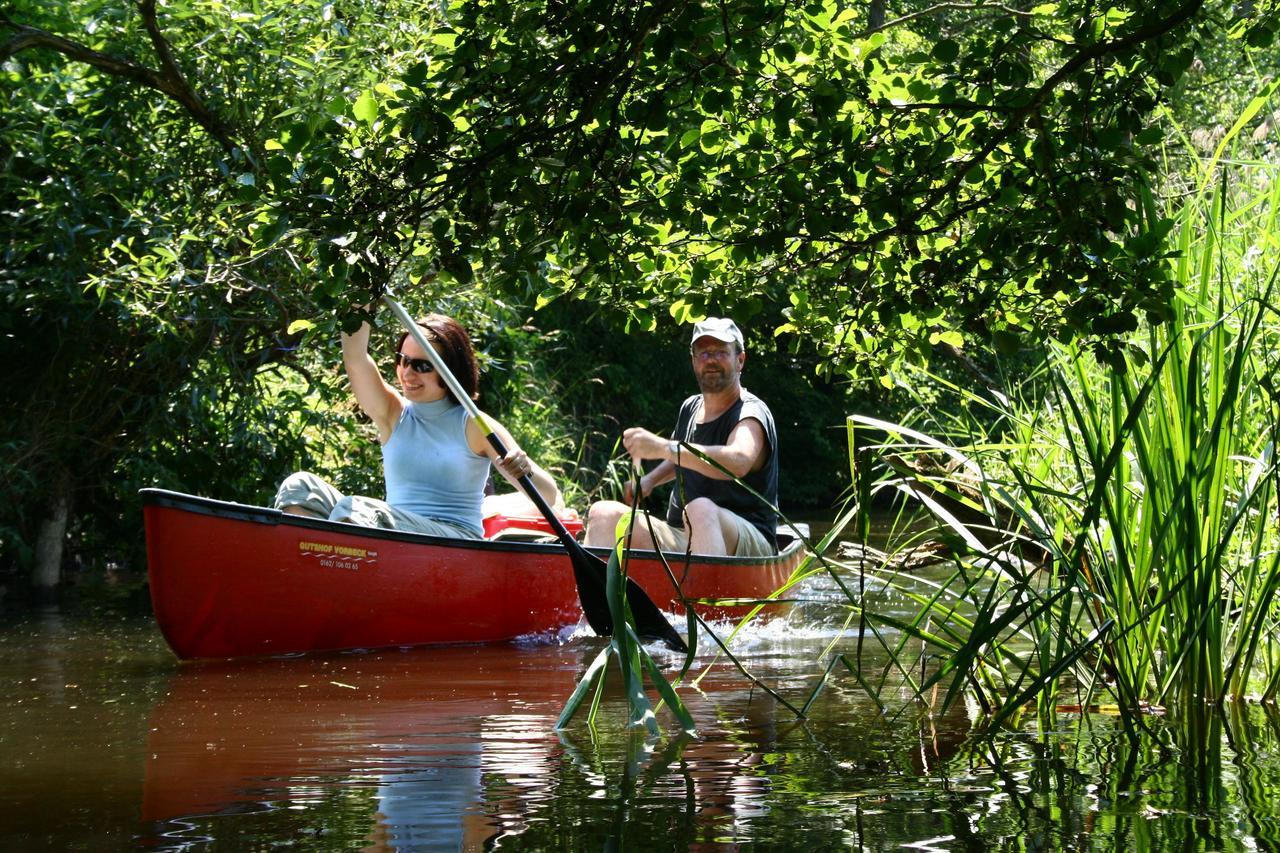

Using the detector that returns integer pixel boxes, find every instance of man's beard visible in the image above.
[697,367,732,393]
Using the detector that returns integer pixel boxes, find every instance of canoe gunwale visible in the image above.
[142,488,563,557]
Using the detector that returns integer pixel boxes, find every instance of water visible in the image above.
[4,587,1280,850]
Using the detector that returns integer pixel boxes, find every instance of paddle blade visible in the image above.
[567,541,614,636]
[567,540,686,653]
[624,574,688,653]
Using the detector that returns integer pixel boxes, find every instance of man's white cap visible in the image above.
[690,317,744,350]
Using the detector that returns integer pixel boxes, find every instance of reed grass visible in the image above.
[827,116,1280,731]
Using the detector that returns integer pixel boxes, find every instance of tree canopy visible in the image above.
[320,0,1205,371]
[10,0,1273,366]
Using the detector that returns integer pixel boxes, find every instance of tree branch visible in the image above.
[0,8,240,156]
[901,0,1205,244]
[851,2,1034,41]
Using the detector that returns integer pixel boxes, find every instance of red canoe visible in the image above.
[142,488,806,659]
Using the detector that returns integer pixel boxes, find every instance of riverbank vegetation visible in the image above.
[815,109,1280,740]
[5,0,1266,592]
[4,0,1280,747]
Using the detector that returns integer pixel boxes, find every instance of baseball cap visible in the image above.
[690,317,744,350]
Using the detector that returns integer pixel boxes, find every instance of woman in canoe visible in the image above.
[273,306,559,538]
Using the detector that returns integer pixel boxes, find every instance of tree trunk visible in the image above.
[32,474,70,590]
[869,0,885,31]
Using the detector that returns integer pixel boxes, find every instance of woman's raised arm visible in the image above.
[341,313,401,443]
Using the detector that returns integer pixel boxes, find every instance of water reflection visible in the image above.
[140,644,575,848]
[137,641,805,850]
[11,607,1280,849]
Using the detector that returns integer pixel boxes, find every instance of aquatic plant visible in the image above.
[826,107,1280,731]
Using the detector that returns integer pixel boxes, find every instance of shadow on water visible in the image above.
[6,600,1280,848]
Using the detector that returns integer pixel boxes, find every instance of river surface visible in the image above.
[3,576,1280,850]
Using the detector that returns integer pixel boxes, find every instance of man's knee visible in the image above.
[587,500,623,526]
[683,497,720,526]
[684,497,737,555]
[586,500,625,543]
[328,496,357,523]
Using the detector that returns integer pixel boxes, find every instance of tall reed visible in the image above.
[830,133,1280,730]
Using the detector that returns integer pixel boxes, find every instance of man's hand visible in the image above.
[622,427,668,463]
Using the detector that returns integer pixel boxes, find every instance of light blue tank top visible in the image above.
[382,398,490,536]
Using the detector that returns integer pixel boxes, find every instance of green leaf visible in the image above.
[555,645,613,729]
[1245,24,1275,48]
[352,90,378,125]
[282,122,311,154]
[441,252,474,284]
[286,318,314,335]
[637,628,697,734]
[781,175,806,201]
[403,60,431,90]
[931,39,960,63]
[256,214,290,249]
[930,329,964,347]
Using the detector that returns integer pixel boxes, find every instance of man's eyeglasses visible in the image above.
[693,348,733,362]
[393,352,435,374]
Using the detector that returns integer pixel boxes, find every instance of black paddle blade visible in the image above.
[625,574,688,653]
[567,542,614,636]
[567,541,687,653]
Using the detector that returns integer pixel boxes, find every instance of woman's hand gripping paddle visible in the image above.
[382,294,686,652]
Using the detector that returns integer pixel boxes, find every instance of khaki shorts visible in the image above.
[628,507,774,557]
[273,471,481,539]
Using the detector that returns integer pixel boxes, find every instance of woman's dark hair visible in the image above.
[396,313,479,404]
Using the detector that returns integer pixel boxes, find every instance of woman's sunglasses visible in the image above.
[393,352,435,374]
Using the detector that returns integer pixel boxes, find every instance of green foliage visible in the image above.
[264,0,1258,374]
[828,146,1280,733]
[0,0,422,574]
[557,541,696,737]
[2,0,1277,585]
[9,0,1243,373]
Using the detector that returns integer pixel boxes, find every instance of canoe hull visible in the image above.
[142,489,804,659]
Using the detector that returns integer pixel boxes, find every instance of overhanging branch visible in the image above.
[893,0,1206,249]
[852,2,1035,41]
[0,8,240,156]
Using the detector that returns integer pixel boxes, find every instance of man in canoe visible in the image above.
[273,306,559,537]
[585,317,779,556]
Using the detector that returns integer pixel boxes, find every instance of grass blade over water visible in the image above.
[829,162,1280,734]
